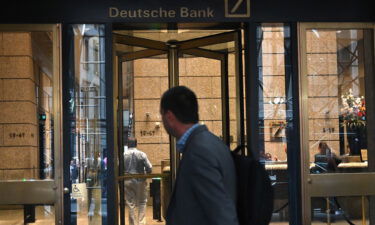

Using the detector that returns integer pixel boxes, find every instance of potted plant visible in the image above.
[340,89,367,155]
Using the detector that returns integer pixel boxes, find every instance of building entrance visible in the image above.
[112,25,246,225]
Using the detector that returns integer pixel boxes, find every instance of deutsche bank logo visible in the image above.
[224,0,250,17]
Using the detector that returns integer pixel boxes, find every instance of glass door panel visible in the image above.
[66,24,109,225]
[0,24,60,224]
[299,23,375,224]
[256,23,292,224]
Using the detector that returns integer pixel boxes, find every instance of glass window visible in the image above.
[306,29,373,174]
[68,24,107,224]
[257,23,291,223]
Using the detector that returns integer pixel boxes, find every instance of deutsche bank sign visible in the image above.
[108,0,250,19]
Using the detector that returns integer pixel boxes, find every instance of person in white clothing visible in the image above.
[124,137,152,225]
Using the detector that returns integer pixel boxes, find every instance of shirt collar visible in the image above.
[176,123,200,153]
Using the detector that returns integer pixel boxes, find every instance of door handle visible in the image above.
[63,187,70,194]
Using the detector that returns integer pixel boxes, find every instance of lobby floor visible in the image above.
[0,205,368,224]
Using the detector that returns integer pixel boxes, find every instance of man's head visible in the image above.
[128,137,137,148]
[160,86,199,138]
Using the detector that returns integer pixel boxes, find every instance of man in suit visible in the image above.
[160,86,239,225]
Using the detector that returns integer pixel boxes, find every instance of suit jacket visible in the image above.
[166,125,239,225]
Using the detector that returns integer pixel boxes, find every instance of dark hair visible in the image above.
[319,141,331,155]
[128,137,137,148]
[160,86,199,124]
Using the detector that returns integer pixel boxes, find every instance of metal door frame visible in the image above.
[0,24,63,224]
[298,22,375,224]
[113,28,245,225]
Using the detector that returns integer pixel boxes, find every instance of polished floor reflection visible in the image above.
[0,205,54,225]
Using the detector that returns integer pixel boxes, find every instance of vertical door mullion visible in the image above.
[234,30,245,151]
[62,23,74,225]
[245,22,260,158]
[167,42,179,189]
[118,60,125,225]
[221,54,230,146]
[285,22,303,225]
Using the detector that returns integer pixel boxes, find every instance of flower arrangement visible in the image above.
[340,89,366,128]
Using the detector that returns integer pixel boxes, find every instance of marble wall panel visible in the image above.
[307,54,337,75]
[308,140,340,163]
[134,77,165,99]
[228,54,235,76]
[0,79,3,101]
[3,79,36,103]
[2,33,32,56]
[39,91,51,112]
[307,30,336,41]
[134,121,168,144]
[0,33,3,55]
[261,54,285,76]
[41,72,52,96]
[44,112,52,131]
[0,124,3,146]
[199,99,222,121]
[261,39,284,54]
[160,77,168,94]
[263,103,286,120]
[180,76,218,99]
[306,31,337,53]
[308,120,316,141]
[308,97,339,119]
[210,121,223,138]
[184,57,220,76]
[263,29,284,38]
[0,147,38,180]
[212,76,222,98]
[308,75,338,97]
[133,58,168,77]
[3,124,38,146]
[229,98,237,120]
[228,76,236,98]
[309,118,340,141]
[262,76,285,98]
[137,143,170,173]
[0,102,37,124]
[0,146,38,170]
[261,64,285,76]
[230,120,238,145]
[179,58,187,76]
[134,99,161,122]
[262,54,285,67]
[264,142,287,161]
[0,56,34,79]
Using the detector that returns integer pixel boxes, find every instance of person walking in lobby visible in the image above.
[160,86,239,225]
[124,137,152,225]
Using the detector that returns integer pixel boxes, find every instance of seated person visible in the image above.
[312,141,341,173]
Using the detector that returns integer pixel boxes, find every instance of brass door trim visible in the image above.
[310,173,375,197]
[0,180,55,205]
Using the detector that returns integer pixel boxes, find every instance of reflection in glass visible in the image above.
[306,29,373,174]
[69,24,107,224]
[257,24,291,223]
[0,31,54,180]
